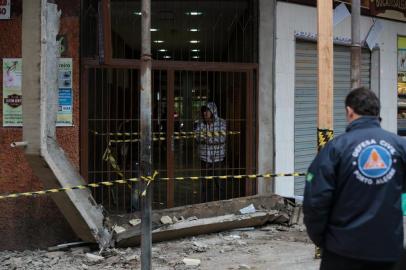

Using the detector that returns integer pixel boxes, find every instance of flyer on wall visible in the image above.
[398,37,406,96]
[57,58,73,126]
[2,58,73,127]
[2,58,23,127]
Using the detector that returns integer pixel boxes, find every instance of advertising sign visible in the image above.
[57,58,73,126]
[3,58,22,127]
[2,58,73,127]
[0,0,10,20]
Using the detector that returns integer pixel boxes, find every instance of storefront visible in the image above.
[0,0,267,250]
[275,0,406,197]
[80,0,259,211]
[293,41,371,195]
[397,36,406,134]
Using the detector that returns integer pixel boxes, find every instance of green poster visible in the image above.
[402,193,406,216]
[2,58,22,127]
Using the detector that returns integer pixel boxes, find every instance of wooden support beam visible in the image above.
[317,0,333,130]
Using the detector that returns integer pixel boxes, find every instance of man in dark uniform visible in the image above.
[303,87,406,270]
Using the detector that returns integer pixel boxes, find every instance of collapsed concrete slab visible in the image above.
[111,194,298,247]
[21,0,111,248]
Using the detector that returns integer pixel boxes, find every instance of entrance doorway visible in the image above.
[80,0,258,213]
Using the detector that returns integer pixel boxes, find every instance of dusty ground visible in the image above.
[0,224,318,270]
[1,218,405,270]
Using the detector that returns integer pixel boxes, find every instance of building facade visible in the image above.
[0,0,405,249]
[274,0,406,197]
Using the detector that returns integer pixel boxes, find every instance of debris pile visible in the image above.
[0,223,313,270]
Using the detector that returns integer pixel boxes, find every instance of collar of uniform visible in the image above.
[345,116,381,132]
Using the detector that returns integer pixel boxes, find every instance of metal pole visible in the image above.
[140,0,152,269]
[351,0,361,89]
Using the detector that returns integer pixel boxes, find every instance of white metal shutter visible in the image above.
[294,41,371,196]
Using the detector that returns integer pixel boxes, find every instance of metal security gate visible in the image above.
[294,41,371,195]
[81,62,257,213]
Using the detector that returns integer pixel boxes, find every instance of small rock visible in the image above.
[182,258,201,267]
[85,253,104,262]
[224,235,241,241]
[276,226,288,232]
[160,216,173,225]
[275,212,290,224]
[239,204,256,214]
[239,264,251,269]
[49,257,60,266]
[113,225,126,234]
[10,257,23,269]
[260,226,277,233]
[129,219,141,226]
[71,247,91,255]
[192,241,209,252]
[45,251,65,259]
[232,227,255,232]
[125,254,140,262]
[105,255,121,264]
[236,240,247,246]
[186,216,198,222]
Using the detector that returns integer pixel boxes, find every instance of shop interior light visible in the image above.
[133,11,142,15]
[189,40,200,44]
[192,56,200,59]
[163,55,171,59]
[154,40,164,43]
[185,11,203,16]
[191,49,200,52]
[158,49,167,52]
[189,28,200,32]
[150,28,159,32]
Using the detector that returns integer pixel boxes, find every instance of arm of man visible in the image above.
[194,121,203,143]
[207,119,226,145]
[303,142,338,247]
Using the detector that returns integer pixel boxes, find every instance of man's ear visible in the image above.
[346,106,354,116]
[346,106,354,122]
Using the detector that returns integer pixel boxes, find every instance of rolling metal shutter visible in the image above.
[294,41,371,195]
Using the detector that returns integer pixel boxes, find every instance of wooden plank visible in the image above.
[317,0,333,129]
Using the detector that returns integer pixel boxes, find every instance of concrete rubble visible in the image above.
[182,258,201,266]
[110,194,301,247]
[0,224,316,270]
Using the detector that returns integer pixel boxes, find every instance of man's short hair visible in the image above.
[345,87,380,117]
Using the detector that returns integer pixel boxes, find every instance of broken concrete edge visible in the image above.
[40,2,111,249]
[114,209,288,247]
[107,194,292,228]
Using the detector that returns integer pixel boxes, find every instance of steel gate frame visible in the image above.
[80,59,258,208]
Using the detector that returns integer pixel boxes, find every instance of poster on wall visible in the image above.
[2,58,73,127]
[3,58,22,127]
[399,39,406,73]
[57,58,73,126]
[0,0,11,20]
[398,37,406,96]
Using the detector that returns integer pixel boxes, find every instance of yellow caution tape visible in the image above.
[317,128,334,151]
[0,172,305,200]
[92,130,240,142]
